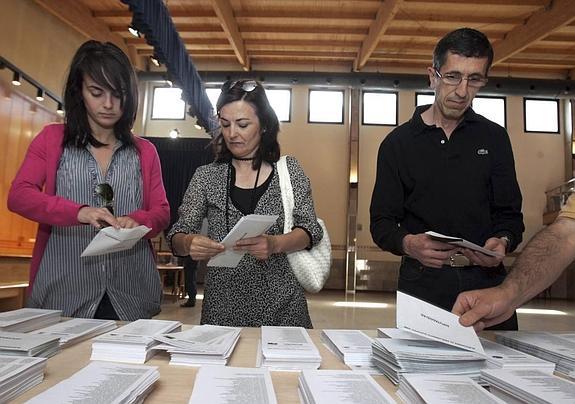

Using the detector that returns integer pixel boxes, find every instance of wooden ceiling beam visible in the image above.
[32,0,135,63]
[492,0,575,65]
[354,0,403,71]
[210,0,250,71]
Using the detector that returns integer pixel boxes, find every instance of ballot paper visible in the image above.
[189,366,277,404]
[398,373,506,404]
[425,231,504,258]
[299,370,396,404]
[396,291,485,355]
[0,355,47,403]
[81,225,151,257]
[482,368,575,403]
[207,214,278,267]
[32,318,117,347]
[26,361,159,404]
[258,326,321,370]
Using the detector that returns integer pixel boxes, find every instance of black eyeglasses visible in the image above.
[95,183,114,215]
[224,79,258,93]
[434,69,488,88]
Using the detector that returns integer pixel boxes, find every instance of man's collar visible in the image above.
[411,104,480,137]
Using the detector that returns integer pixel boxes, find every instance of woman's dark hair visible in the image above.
[433,28,493,74]
[62,40,138,148]
[213,80,280,169]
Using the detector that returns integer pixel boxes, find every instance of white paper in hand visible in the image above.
[81,225,151,257]
[425,231,504,258]
[208,214,278,268]
[396,291,485,355]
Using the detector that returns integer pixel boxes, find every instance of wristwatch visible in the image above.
[499,235,511,253]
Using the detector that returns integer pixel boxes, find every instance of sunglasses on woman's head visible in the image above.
[224,79,258,93]
[95,183,114,215]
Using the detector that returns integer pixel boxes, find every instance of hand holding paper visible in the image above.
[425,231,504,258]
[207,215,278,268]
[396,291,485,355]
[81,225,151,257]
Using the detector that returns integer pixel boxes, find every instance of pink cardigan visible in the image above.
[7,124,170,290]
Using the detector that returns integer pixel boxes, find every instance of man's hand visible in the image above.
[234,235,277,260]
[452,285,518,330]
[403,233,458,268]
[188,234,225,261]
[461,237,506,267]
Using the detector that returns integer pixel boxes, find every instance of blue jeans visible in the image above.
[398,256,518,330]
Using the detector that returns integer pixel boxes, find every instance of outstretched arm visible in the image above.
[453,216,575,330]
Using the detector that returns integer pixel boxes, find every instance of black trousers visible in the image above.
[94,292,119,320]
[398,257,518,330]
[183,256,198,299]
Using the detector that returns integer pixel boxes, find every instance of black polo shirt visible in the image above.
[370,104,524,256]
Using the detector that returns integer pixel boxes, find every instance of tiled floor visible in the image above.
[156,287,575,331]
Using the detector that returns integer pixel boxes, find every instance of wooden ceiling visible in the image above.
[35,0,575,80]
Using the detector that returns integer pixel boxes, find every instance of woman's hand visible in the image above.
[117,216,139,229]
[188,234,225,261]
[234,235,277,260]
[77,206,120,229]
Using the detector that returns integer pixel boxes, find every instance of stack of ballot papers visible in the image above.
[0,308,61,332]
[371,337,486,385]
[481,368,575,403]
[32,318,117,347]
[320,329,380,373]
[0,331,60,358]
[26,361,159,404]
[495,331,575,376]
[189,366,277,404]
[258,326,321,370]
[379,328,555,373]
[91,319,181,364]
[0,355,47,402]
[298,370,396,404]
[397,373,505,404]
[153,324,241,366]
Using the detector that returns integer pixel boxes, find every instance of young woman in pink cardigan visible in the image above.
[8,41,170,321]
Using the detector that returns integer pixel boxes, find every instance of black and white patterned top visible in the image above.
[168,156,323,328]
[29,144,162,321]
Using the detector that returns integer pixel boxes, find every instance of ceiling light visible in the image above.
[169,128,179,139]
[11,71,21,86]
[36,88,44,101]
[128,25,140,38]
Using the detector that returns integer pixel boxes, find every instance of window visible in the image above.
[266,88,292,122]
[151,87,186,120]
[308,89,344,124]
[362,91,397,126]
[205,88,221,110]
[524,98,560,133]
[472,96,506,128]
[416,92,435,107]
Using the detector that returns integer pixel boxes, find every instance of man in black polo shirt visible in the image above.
[370,28,524,330]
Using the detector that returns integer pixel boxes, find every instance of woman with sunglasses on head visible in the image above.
[8,40,170,321]
[169,80,323,328]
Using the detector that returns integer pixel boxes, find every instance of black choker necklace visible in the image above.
[233,156,255,161]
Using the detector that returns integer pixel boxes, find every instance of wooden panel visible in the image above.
[0,78,61,256]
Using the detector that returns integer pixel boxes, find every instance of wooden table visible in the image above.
[13,328,400,403]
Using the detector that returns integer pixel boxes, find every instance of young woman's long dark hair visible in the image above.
[62,40,138,148]
[213,80,280,169]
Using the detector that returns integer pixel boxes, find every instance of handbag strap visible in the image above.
[276,156,295,234]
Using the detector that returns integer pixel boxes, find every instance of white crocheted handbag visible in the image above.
[276,156,331,293]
